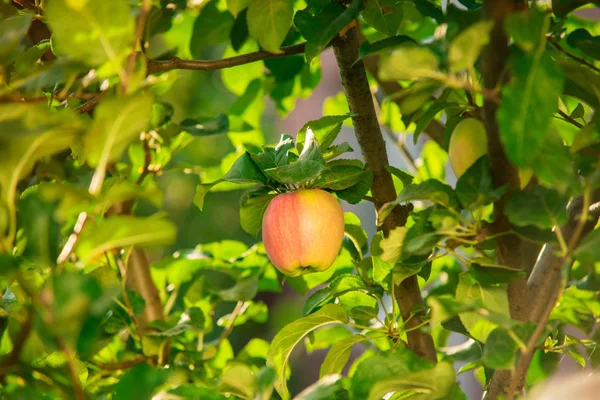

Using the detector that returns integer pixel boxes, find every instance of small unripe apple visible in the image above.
[449,118,533,188]
[449,118,488,179]
[262,189,345,277]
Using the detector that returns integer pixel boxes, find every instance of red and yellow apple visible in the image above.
[262,189,345,277]
[449,118,532,188]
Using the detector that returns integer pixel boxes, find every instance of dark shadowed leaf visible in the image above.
[113,364,169,400]
[295,0,363,62]
[456,156,506,210]
[356,35,416,63]
[0,14,31,63]
[505,186,569,229]
[180,114,229,136]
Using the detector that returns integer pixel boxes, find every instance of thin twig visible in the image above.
[217,301,247,346]
[0,312,33,378]
[75,91,108,114]
[548,37,600,74]
[135,134,152,185]
[89,355,157,371]
[557,109,584,129]
[57,339,86,400]
[122,0,153,93]
[147,42,307,74]
[56,212,88,266]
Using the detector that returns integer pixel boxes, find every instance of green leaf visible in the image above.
[338,291,378,321]
[567,28,600,60]
[12,40,52,79]
[362,0,402,36]
[351,351,434,399]
[264,129,325,184]
[320,335,371,377]
[372,255,394,288]
[483,326,533,370]
[378,180,458,225]
[357,35,416,63]
[559,58,600,109]
[497,50,564,167]
[113,364,169,400]
[84,94,154,167]
[240,192,276,237]
[367,362,456,400]
[0,103,86,208]
[45,0,134,67]
[505,186,569,229]
[0,14,32,63]
[575,228,600,265]
[314,164,366,190]
[227,0,250,17]
[386,166,414,188]
[375,226,407,264]
[449,21,494,71]
[251,134,295,170]
[505,9,548,52]
[456,273,510,342]
[456,156,506,210]
[76,216,177,262]
[247,0,293,53]
[224,152,269,183]
[334,171,373,204]
[19,188,61,266]
[219,363,257,399]
[149,308,206,337]
[267,304,348,400]
[379,44,441,81]
[180,114,229,136]
[343,212,368,261]
[303,273,368,315]
[306,326,352,353]
[297,114,354,151]
[295,0,363,62]
[413,101,460,144]
[322,142,354,161]
[294,375,348,400]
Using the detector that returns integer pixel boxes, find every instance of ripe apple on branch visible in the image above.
[195,114,372,276]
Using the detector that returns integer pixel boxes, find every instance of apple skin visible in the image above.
[449,118,488,179]
[262,189,345,277]
[449,118,533,187]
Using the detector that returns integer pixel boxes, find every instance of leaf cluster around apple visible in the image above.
[195,114,373,276]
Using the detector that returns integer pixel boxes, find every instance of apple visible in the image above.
[449,118,488,179]
[262,189,345,277]
[449,118,532,188]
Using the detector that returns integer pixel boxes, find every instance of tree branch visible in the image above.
[332,28,436,362]
[359,40,446,148]
[122,0,152,93]
[481,1,530,397]
[548,37,600,74]
[499,191,600,397]
[146,42,307,74]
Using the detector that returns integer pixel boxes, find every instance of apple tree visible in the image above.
[0,0,599,399]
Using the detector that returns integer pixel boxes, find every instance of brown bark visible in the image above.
[332,28,436,362]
